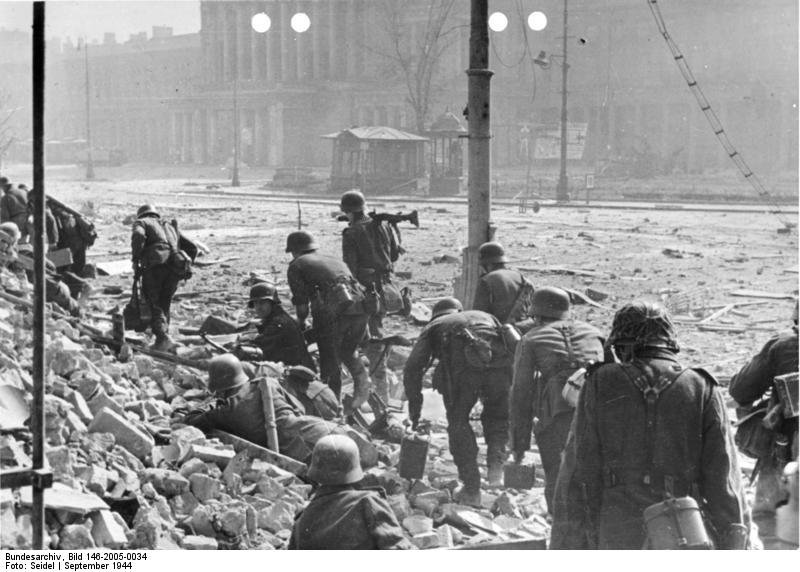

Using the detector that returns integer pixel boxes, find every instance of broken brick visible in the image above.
[188,444,235,468]
[88,389,126,418]
[189,473,220,502]
[87,407,154,461]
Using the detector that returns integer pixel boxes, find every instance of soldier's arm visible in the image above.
[699,383,749,548]
[341,228,360,277]
[509,336,537,458]
[363,495,415,550]
[471,277,491,314]
[287,264,311,327]
[130,220,147,262]
[728,338,777,406]
[402,328,434,424]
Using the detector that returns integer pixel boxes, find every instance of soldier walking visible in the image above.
[285,230,372,414]
[403,298,513,505]
[552,302,750,549]
[472,241,535,333]
[509,287,605,512]
[340,190,399,402]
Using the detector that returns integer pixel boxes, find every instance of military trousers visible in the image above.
[364,312,389,401]
[443,365,511,489]
[141,264,180,338]
[314,310,370,399]
[534,411,574,514]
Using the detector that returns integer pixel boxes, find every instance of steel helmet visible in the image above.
[478,242,508,265]
[307,434,364,485]
[248,282,280,307]
[532,286,571,320]
[431,297,463,320]
[340,190,366,213]
[207,354,249,396]
[136,204,159,218]
[285,230,318,253]
[0,222,21,243]
[608,301,679,352]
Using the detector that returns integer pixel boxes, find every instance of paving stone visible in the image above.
[87,407,154,461]
[188,444,235,468]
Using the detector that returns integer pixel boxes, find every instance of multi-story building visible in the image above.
[1,0,796,177]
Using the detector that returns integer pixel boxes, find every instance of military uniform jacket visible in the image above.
[342,216,394,286]
[0,187,28,229]
[403,310,509,423]
[131,215,179,269]
[254,305,315,370]
[183,379,298,449]
[289,485,413,550]
[729,327,798,406]
[472,268,529,324]
[510,320,604,450]
[560,351,747,549]
[287,251,363,317]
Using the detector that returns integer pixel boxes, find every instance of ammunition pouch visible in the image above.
[735,402,777,460]
[169,249,193,280]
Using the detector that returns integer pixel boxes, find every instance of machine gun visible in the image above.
[337,209,418,239]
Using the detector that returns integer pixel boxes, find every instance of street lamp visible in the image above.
[82,40,95,180]
[231,13,240,187]
[533,0,570,202]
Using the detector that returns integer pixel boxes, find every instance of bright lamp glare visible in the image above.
[488,12,508,32]
[251,13,271,33]
[291,12,311,33]
[528,11,547,31]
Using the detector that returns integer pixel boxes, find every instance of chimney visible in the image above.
[152,26,173,39]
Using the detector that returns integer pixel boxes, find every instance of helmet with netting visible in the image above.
[608,301,679,352]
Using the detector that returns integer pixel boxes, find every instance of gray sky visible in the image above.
[0,0,200,42]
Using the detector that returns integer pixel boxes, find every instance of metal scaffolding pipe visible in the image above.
[30,0,47,550]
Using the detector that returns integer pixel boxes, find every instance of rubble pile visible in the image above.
[0,285,553,550]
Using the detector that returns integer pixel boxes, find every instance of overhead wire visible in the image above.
[645,0,793,228]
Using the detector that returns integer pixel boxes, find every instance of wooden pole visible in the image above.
[459,0,493,308]
[31,1,47,549]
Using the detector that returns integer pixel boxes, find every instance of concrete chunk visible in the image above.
[88,389,126,418]
[188,444,235,468]
[66,391,94,424]
[179,457,209,479]
[90,510,128,549]
[58,524,96,549]
[411,531,440,550]
[141,468,190,497]
[182,535,218,550]
[189,473,221,502]
[88,407,154,461]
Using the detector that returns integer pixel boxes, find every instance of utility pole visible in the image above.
[231,10,241,187]
[556,0,569,202]
[458,0,493,307]
[83,40,95,180]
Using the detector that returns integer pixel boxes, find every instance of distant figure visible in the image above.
[0,182,28,233]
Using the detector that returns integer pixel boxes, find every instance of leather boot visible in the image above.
[454,484,482,508]
[487,462,504,487]
[150,333,176,353]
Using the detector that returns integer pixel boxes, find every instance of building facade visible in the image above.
[1,0,796,178]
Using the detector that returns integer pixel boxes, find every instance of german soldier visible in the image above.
[238,281,315,370]
[280,365,341,420]
[552,302,750,549]
[130,204,192,352]
[289,435,413,550]
[340,190,397,402]
[509,286,605,512]
[182,354,361,465]
[403,297,513,505]
[285,230,372,414]
[729,300,798,544]
[472,241,535,333]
